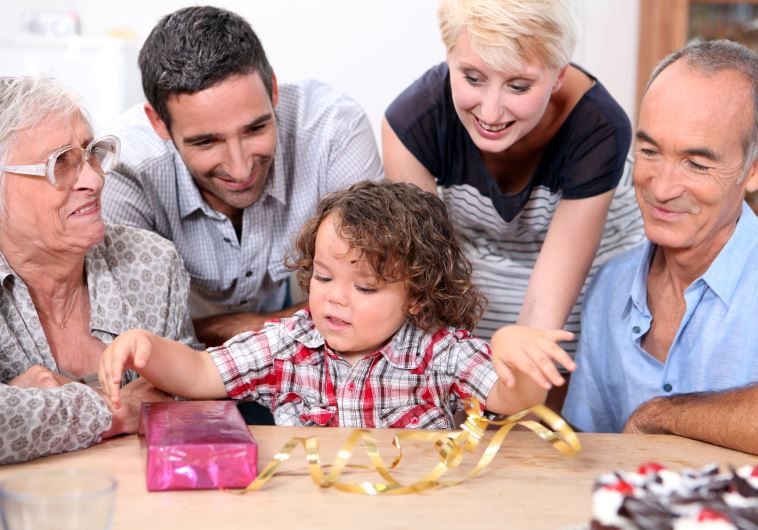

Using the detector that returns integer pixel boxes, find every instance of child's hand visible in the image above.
[98,329,157,408]
[490,325,576,391]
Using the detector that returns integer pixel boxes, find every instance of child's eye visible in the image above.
[313,274,331,283]
[355,285,377,294]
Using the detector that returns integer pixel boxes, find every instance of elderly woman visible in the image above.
[0,76,198,464]
[382,0,645,405]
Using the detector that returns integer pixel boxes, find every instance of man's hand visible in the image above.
[193,302,306,346]
[8,365,73,389]
[100,378,174,437]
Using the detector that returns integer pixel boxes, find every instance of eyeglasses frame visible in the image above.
[0,135,121,190]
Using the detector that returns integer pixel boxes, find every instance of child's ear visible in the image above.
[408,300,422,316]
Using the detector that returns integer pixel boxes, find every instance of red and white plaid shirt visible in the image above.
[208,310,497,429]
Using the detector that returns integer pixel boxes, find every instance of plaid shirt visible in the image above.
[208,310,498,429]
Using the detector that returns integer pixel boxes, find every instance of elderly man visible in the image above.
[562,40,758,455]
[102,6,382,347]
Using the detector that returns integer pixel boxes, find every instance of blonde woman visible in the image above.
[383,0,644,406]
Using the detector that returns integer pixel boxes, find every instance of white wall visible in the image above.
[0,0,640,138]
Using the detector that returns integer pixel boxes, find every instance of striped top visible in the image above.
[385,63,645,352]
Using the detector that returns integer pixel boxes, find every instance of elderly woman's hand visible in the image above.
[9,365,73,389]
[98,329,159,408]
[100,378,174,437]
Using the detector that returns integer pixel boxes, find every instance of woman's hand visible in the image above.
[9,365,73,389]
[98,329,158,408]
[491,325,576,391]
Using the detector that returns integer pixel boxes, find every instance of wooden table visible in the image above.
[1,426,755,530]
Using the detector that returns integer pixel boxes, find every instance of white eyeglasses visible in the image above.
[0,135,121,190]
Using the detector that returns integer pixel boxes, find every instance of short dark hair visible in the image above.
[289,180,486,332]
[138,6,273,130]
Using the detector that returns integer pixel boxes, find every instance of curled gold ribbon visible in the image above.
[237,398,581,495]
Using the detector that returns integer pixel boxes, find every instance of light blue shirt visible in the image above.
[562,202,758,432]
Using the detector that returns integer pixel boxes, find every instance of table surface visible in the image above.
[1,426,756,530]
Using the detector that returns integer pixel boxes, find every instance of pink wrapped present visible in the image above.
[140,401,258,491]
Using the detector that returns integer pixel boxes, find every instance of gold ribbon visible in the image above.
[237,398,581,495]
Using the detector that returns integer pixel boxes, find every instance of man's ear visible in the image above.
[270,70,279,108]
[745,157,758,194]
[143,103,172,141]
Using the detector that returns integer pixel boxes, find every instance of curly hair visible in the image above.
[288,180,486,332]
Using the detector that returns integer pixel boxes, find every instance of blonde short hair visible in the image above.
[438,0,577,71]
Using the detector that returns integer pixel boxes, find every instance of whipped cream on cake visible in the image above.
[590,462,758,530]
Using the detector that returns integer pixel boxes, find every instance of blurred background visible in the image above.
[1,0,757,210]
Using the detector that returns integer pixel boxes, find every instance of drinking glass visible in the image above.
[0,469,117,530]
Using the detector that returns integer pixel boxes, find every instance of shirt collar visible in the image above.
[700,201,758,306]
[627,240,655,317]
[0,252,14,287]
[283,309,432,369]
[626,201,758,313]
[175,114,288,220]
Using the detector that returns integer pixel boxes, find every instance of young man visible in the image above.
[103,6,382,347]
[563,40,758,455]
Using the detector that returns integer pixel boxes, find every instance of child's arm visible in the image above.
[98,329,227,408]
[485,325,576,415]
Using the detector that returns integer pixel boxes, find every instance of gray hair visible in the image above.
[646,39,758,181]
[0,76,91,215]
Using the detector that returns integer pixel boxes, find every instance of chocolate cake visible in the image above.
[590,462,758,530]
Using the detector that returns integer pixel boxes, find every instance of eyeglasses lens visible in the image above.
[52,147,84,188]
[51,138,118,188]
[89,139,118,175]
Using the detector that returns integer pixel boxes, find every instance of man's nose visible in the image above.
[649,159,687,202]
[225,139,250,182]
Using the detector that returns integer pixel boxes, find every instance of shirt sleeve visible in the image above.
[102,165,158,231]
[162,241,203,350]
[0,383,111,464]
[384,64,449,180]
[561,273,618,432]
[448,332,499,405]
[207,327,278,408]
[324,98,384,191]
[560,93,633,200]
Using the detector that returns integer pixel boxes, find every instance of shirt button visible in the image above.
[245,270,253,277]
[410,417,419,425]
[632,326,641,334]
[663,383,673,392]
[223,237,231,243]
[347,382,356,391]
[240,300,248,305]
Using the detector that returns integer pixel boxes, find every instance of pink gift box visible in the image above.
[140,401,258,491]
